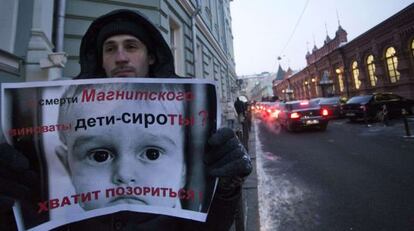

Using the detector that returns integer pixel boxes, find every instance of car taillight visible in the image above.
[290,112,300,119]
[322,108,329,116]
[271,110,280,118]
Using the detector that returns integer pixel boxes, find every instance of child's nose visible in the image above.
[112,159,137,185]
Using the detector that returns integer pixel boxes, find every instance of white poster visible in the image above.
[1,78,219,230]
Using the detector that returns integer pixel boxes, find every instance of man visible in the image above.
[234,97,246,124]
[0,9,252,230]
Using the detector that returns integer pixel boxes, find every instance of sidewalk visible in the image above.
[361,116,414,138]
[243,123,260,230]
[231,123,260,231]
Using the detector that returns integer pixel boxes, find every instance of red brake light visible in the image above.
[271,110,280,118]
[290,112,300,119]
[322,109,329,116]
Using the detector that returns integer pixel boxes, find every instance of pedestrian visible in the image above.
[245,101,252,132]
[0,9,252,231]
[224,100,237,129]
[234,97,246,124]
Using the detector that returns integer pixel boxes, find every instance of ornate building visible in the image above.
[0,0,237,107]
[274,3,414,100]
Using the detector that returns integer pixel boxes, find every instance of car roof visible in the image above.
[285,100,312,104]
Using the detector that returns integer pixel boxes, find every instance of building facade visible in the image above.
[238,72,275,102]
[274,3,414,101]
[0,0,237,114]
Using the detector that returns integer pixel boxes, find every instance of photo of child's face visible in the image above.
[57,97,186,210]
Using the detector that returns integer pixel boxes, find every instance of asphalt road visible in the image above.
[255,118,414,231]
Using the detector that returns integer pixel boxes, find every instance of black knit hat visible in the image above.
[77,9,176,78]
[96,20,154,58]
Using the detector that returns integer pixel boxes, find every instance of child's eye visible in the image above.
[139,148,164,162]
[146,148,160,160]
[87,149,114,164]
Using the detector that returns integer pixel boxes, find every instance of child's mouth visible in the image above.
[110,196,147,205]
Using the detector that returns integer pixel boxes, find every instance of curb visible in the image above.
[242,124,260,231]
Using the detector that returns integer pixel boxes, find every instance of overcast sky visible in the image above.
[230,0,413,76]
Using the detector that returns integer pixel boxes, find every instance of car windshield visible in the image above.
[347,95,372,104]
[319,97,339,104]
[289,101,319,110]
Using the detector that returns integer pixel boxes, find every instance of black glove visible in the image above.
[0,142,38,229]
[204,128,252,198]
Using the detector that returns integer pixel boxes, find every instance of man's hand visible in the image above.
[204,128,252,198]
[0,143,38,229]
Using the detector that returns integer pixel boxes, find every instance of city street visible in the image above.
[255,118,414,231]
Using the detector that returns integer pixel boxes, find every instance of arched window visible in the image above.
[366,55,377,87]
[352,61,361,89]
[335,68,344,92]
[302,82,307,98]
[314,77,319,96]
[385,47,400,83]
[411,39,414,58]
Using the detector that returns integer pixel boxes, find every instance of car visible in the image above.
[318,96,348,119]
[309,97,324,105]
[277,100,329,132]
[342,92,414,122]
[255,101,281,121]
[260,101,282,122]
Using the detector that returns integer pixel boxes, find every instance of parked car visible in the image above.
[309,97,324,105]
[277,100,329,132]
[342,93,414,122]
[318,96,348,119]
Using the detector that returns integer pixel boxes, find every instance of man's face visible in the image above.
[58,99,185,210]
[102,34,155,77]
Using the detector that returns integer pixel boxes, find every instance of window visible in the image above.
[205,0,212,28]
[0,0,18,52]
[385,47,400,83]
[352,61,361,89]
[207,55,214,81]
[195,43,203,78]
[411,39,414,58]
[366,55,377,87]
[347,95,372,104]
[314,77,319,96]
[169,17,184,76]
[0,0,20,78]
[302,84,306,98]
[336,68,344,92]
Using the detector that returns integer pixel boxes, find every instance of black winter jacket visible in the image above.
[54,9,240,231]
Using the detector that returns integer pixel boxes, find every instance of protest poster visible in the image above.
[1,78,219,230]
